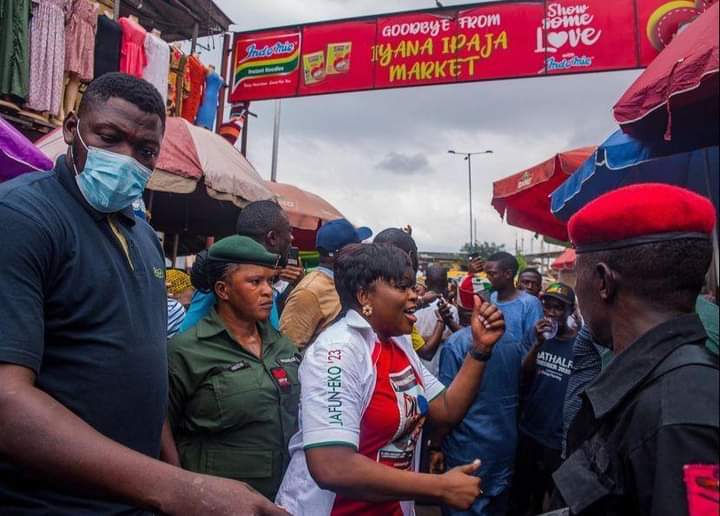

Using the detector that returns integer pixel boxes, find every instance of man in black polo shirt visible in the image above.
[553,183,719,515]
[0,73,286,516]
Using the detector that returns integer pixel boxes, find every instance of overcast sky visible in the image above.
[197,0,642,253]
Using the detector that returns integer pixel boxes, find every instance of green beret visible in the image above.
[208,235,280,268]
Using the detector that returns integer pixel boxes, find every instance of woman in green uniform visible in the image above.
[167,235,301,501]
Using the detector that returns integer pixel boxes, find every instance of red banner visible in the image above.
[539,0,637,75]
[298,21,376,96]
[229,0,713,103]
[232,30,301,101]
[457,3,545,80]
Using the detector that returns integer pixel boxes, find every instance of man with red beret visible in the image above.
[553,184,719,516]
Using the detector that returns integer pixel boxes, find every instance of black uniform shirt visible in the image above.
[554,314,719,516]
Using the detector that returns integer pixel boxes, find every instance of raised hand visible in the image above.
[470,296,505,352]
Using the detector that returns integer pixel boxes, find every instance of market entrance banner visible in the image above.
[230,0,714,103]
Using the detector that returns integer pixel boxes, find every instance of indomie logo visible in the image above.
[235,33,301,85]
[245,41,296,59]
[534,2,602,71]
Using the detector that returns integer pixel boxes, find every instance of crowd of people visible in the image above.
[0,72,717,516]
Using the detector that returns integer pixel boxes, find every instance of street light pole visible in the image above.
[448,149,493,250]
[270,100,282,182]
[467,155,473,247]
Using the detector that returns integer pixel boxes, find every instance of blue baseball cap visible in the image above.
[316,219,373,255]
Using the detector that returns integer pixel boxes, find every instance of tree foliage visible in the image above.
[460,241,506,259]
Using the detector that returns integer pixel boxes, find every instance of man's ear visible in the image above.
[63,111,78,145]
[265,229,277,248]
[596,262,618,303]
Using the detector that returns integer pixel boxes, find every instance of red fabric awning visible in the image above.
[492,147,595,241]
[551,248,576,271]
[613,3,719,142]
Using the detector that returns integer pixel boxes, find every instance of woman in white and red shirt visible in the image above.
[276,243,506,515]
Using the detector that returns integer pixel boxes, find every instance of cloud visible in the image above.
[376,152,433,175]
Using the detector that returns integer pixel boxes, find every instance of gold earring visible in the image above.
[362,304,373,317]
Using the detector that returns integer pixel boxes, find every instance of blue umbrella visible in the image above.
[551,129,718,222]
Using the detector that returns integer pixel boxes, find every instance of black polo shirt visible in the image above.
[0,157,167,515]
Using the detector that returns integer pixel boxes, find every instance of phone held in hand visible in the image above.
[286,246,300,267]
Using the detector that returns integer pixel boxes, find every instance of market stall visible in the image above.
[491,147,595,241]
[551,131,718,222]
[613,3,719,147]
[0,0,232,140]
[551,248,577,287]
[264,180,346,252]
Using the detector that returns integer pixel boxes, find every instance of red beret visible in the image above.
[568,183,716,253]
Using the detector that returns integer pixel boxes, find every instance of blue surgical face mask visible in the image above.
[71,119,153,213]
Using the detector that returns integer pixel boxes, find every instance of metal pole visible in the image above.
[190,23,199,54]
[171,234,180,268]
[240,109,249,156]
[270,100,281,182]
[467,155,473,248]
[215,32,232,134]
[701,148,719,294]
[113,0,120,21]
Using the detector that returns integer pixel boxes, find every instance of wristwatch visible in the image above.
[469,348,493,362]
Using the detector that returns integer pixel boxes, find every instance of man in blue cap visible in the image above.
[280,219,371,349]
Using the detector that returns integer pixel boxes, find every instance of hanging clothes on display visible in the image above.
[65,0,98,82]
[180,54,206,123]
[0,0,32,101]
[195,68,224,130]
[142,32,169,103]
[167,46,189,115]
[94,14,121,78]
[27,0,68,116]
[118,16,147,78]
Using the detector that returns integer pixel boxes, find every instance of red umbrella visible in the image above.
[613,3,719,144]
[551,248,576,271]
[264,181,345,231]
[491,147,595,241]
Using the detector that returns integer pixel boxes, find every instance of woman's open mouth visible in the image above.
[403,307,417,324]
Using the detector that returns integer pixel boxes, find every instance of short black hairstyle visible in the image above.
[374,228,419,272]
[426,264,448,293]
[79,72,166,127]
[487,251,519,277]
[578,238,712,311]
[519,267,542,280]
[335,243,414,313]
[190,249,210,291]
[235,200,287,241]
